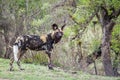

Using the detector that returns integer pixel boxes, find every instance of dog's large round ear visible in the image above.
[52,23,58,30]
[61,24,66,30]
[61,19,66,30]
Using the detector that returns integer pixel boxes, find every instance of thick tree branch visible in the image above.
[108,20,115,32]
[0,19,9,30]
[0,31,4,35]
[26,9,41,18]
[96,13,100,23]
[110,8,120,19]
[101,6,108,17]
[52,0,66,10]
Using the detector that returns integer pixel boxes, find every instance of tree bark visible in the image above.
[0,34,4,57]
[4,33,12,59]
[101,21,115,76]
[96,5,120,76]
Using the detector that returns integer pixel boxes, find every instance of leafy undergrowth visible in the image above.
[0,58,119,80]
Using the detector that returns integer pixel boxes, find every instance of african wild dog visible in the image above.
[9,23,66,71]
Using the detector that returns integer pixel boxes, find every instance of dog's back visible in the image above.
[14,35,53,51]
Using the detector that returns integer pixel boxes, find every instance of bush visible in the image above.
[23,52,61,67]
[23,52,48,65]
[33,53,48,65]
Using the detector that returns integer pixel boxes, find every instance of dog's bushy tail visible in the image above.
[13,43,19,62]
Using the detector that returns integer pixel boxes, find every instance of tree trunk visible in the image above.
[0,34,5,57]
[113,52,120,76]
[101,21,115,76]
[4,29,12,59]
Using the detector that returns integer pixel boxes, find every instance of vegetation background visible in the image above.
[0,0,120,79]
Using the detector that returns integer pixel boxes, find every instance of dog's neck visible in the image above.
[47,33,62,44]
[47,33,54,43]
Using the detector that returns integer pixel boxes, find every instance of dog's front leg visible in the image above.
[45,50,53,70]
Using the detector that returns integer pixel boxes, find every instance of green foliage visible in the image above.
[23,53,48,65]
[31,19,42,27]
[23,52,61,67]
[16,0,25,8]
[77,0,90,6]
[84,26,101,54]
[72,6,91,24]
[78,0,120,15]
[109,0,120,10]
[23,58,33,64]
[53,59,62,67]
[72,0,120,53]
[111,25,120,69]
[33,53,48,65]
[91,39,101,51]
[111,25,120,53]
[31,15,51,27]
[63,26,74,38]
[41,2,51,11]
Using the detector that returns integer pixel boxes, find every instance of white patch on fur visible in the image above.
[18,41,21,47]
[13,45,18,62]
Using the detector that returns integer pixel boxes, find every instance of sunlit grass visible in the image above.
[0,58,119,80]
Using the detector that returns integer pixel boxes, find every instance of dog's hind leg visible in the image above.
[9,56,14,71]
[17,50,26,70]
[9,44,19,71]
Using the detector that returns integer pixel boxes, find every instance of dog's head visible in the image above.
[51,23,66,44]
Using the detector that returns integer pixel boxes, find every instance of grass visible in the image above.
[0,58,119,80]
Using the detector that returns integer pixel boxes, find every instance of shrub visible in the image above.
[23,51,61,67]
